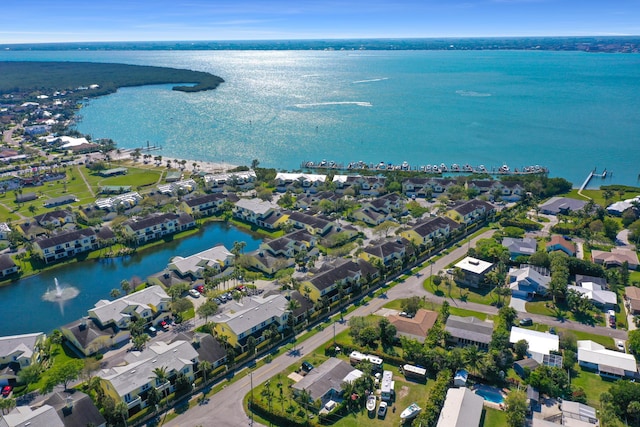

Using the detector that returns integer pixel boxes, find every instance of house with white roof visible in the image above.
[510,327,559,364]
[436,387,484,427]
[577,340,637,379]
[95,192,142,211]
[0,222,11,240]
[168,244,234,280]
[508,266,551,298]
[212,294,289,350]
[568,282,617,309]
[275,172,326,193]
[98,340,199,414]
[204,170,256,192]
[233,198,287,230]
[454,257,494,288]
[0,404,64,427]
[88,285,170,330]
[0,332,46,379]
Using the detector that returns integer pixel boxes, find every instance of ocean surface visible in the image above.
[2,48,640,187]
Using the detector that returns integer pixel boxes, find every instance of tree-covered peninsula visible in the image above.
[0,61,224,97]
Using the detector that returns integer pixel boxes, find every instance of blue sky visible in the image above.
[2,0,639,43]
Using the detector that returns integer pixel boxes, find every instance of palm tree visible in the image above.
[463,345,481,376]
[150,366,170,407]
[199,360,212,385]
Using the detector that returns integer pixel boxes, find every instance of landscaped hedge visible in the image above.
[249,398,314,427]
[499,217,542,231]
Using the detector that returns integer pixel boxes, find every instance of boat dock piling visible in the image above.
[578,168,609,196]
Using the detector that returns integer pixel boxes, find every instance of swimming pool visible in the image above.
[474,386,505,404]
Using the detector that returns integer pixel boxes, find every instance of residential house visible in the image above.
[302,258,377,303]
[233,198,287,230]
[0,404,65,427]
[168,244,234,280]
[568,282,617,309]
[447,199,494,225]
[400,216,460,247]
[98,340,199,414]
[16,193,37,203]
[60,317,130,357]
[539,197,587,215]
[453,257,494,288]
[88,285,171,330]
[0,222,10,240]
[43,194,78,208]
[294,191,340,210]
[546,235,576,257]
[351,193,406,226]
[180,193,228,217]
[95,192,142,211]
[333,175,385,196]
[576,275,607,289]
[0,333,45,372]
[243,248,295,275]
[502,237,538,260]
[514,358,540,379]
[204,170,256,193]
[43,391,107,427]
[577,340,638,379]
[436,387,484,427]
[286,211,333,236]
[625,286,640,315]
[275,172,326,193]
[402,177,458,198]
[359,237,413,268]
[510,327,561,365]
[98,167,128,177]
[33,228,98,264]
[121,212,195,244]
[0,254,18,278]
[508,265,551,298]
[157,179,196,196]
[445,315,494,350]
[242,230,318,275]
[171,331,227,370]
[287,290,315,325]
[291,358,363,408]
[388,309,438,343]
[33,210,75,228]
[212,294,289,350]
[592,247,639,270]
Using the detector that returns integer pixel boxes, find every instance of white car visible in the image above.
[377,401,388,419]
[188,289,201,298]
[616,340,626,352]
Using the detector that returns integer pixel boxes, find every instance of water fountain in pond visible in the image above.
[42,278,80,302]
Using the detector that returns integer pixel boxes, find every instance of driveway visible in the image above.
[509,296,528,312]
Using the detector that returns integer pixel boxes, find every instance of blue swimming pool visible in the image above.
[475,386,505,404]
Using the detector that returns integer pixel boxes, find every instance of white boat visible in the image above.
[366,394,377,412]
[400,402,422,420]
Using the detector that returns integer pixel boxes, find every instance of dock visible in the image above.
[578,168,609,199]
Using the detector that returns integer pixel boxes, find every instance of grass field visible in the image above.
[482,407,507,427]
[424,277,505,307]
[570,366,617,407]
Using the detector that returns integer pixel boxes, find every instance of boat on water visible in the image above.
[400,402,422,420]
[366,394,377,412]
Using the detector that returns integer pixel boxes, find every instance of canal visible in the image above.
[0,222,261,336]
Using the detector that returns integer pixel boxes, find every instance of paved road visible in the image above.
[163,229,628,426]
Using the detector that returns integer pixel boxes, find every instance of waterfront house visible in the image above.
[0,254,19,278]
[577,340,638,379]
[508,265,551,298]
[333,175,386,196]
[204,170,256,192]
[0,332,46,376]
[445,315,494,350]
[180,192,227,217]
[243,248,295,275]
[60,317,130,357]
[502,237,538,260]
[302,258,377,303]
[260,229,318,258]
[453,257,494,288]
[400,216,460,247]
[291,358,363,408]
[212,294,289,350]
[592,247,639,270]
[275,172,326,193]
[33,228,98,264]
[33,209,75,228]
[168,244,234,280]
[43,194,78,208]
[233,198,287,230]
[447,199,495,225]
[121,212,195,245]
[88,285,171,330]
[546,235,576,257]
[539,197,587,215]
[625,286,640,315]
[157,179,196,196]
[388,309,438,343]
[98,340,199,414]
[436,387,484,427]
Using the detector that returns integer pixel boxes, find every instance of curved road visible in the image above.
[164,229,627,427]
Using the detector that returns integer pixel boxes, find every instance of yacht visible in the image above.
[400,403,422,420]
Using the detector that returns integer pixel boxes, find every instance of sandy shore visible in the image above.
[110,148,238,174]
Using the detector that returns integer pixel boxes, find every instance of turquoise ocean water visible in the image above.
[2,49,639,187]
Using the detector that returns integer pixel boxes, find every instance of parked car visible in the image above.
[147,326,157,336]
[188,289,201,298]
[196,285,205,294]
[377,401,388,419]
[301,361,314,373]
[616,340,626,352]
[160,320,170,331]
[519,318,533,326]
[2,385,12,397]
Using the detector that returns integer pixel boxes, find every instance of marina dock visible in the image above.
[579,168,609,192]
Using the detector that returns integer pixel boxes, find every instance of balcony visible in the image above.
[126,395,142,409]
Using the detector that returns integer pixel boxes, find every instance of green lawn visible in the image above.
[570,366,617,407]
[556,327,614,349]
[424,277,505,307]
[482,407,507,427]
[383,298,492,321]
[525,300,605,327]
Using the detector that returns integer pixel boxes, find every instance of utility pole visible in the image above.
[249,370,254,426]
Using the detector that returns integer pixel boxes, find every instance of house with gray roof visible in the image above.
[303,258,377,303]
[233,198,285,230]
[0,332,46,371]
[43,194,78,208]
[98,340,199,414]
[88,285,170,330]
[292,358,363,407]
[0,255,18,279]
[33,210,75,228]
[508,266,551,298]
[275,172,326,193]
[539,197,587,215]
[60,317,130,357]
[168,244,234,280]
[33,228,98,264]
[171,331,227,369]
[502,237,538,260]
[400,216,461,247]
[334,175,386,196]
[445,315,494,350]
[43,390,107,427]
[122,212,195,244]
[204,170,256,192]
[181,192,227,217]
[436,387,484,427]
[0,404,64,427]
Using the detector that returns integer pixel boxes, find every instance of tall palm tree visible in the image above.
[150,366,170,407]
[199,360,212,385]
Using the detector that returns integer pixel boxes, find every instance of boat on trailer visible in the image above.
[400,402,422,420]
